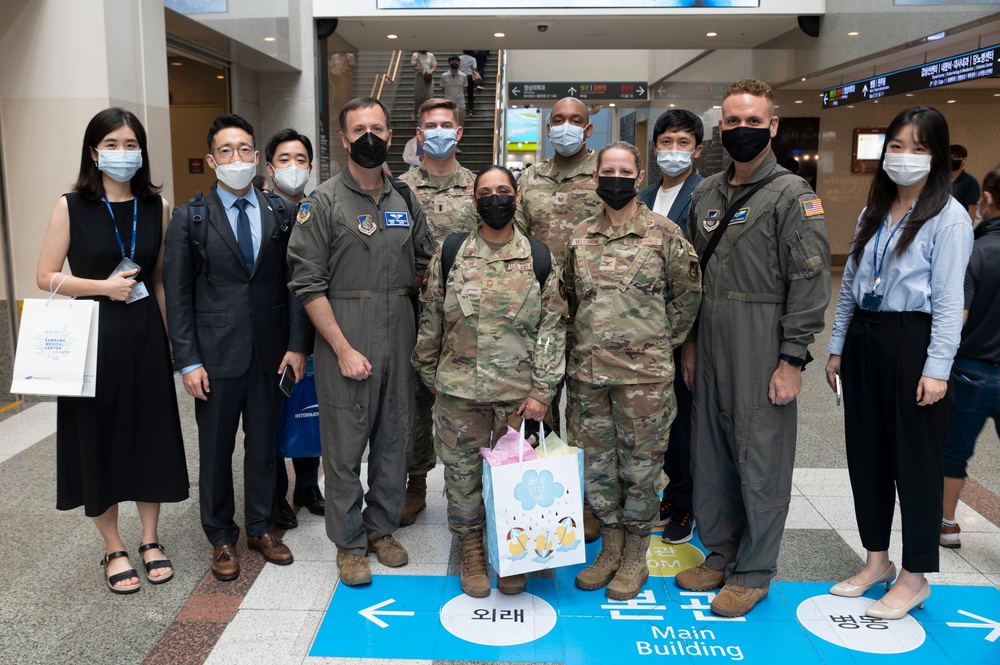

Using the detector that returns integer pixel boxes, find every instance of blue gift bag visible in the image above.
[275,356,321,458]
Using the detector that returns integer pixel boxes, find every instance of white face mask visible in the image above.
[548,123,586,157]
[882,153,932,187]
[272,164,310,196]
[656,149,694,177]
[214,159,257,190]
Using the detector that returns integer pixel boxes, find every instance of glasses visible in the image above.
[213,145,255,160]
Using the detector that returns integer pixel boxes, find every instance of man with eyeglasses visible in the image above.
[163,114,312,582]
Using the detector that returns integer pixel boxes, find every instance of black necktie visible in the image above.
[234,198,254,273]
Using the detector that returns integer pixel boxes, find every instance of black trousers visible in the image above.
[841,308,949,573]
[663,346,693,513]
[196,367,281,546]
[275,456,320,498]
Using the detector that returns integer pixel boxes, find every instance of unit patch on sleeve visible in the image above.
[296,202,312,225]
[802,199,825,217]
[384,211,410,227]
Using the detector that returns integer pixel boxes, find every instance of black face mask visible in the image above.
[349,132,388,169]
[721,126,771,163]
[595,176,638,211]
[476,194,517,230]
[951,159,962,172]
[450,62,459,70]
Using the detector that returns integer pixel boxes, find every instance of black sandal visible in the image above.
[101,551,140,595]
[138,542,174,584]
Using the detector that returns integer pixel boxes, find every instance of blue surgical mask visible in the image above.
[656,149,694,177]
[421,127,458,160]
[548,123,586,157]
[97,149,143,182]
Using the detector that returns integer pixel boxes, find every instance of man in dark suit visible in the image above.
[638,109,704,545]
[163,114,311,581]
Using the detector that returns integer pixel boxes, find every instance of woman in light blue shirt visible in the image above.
[824,106,973,620]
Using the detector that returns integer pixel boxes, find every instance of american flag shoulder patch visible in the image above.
[802,199,824,217]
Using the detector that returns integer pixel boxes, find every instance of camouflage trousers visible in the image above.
[434,392,521,536]
[568,379,675,535]
[409,380,437,475]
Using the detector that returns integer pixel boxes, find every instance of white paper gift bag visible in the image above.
[483,421,586,576]
[11,294,99,397]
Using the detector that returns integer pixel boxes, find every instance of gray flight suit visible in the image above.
[287,170,434,557]
[687,151,830,588]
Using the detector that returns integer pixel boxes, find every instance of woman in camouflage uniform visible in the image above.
[412,165,568,598]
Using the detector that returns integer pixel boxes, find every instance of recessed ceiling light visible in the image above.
[947,99,956,103]
[794,100,803,104]
[494,32,505,37]
[801,77,807,82]
[905,93,914,97]
[387,34,398,39]
[994,93,1000,97]
[609,103,616,107]
[712,105,721,109]
[774,105,780,108]
[848,31,859,36]
[263,37,276,42]
[171,61,183,66]
[927,31,945,41]
[669,103,675,108]
[847,105,854,108]
[873,100,879,104]
[706,32,717,37]
[217,75,225,79]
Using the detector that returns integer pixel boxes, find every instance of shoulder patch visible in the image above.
[296,202,312,225]
[802,199,825,217]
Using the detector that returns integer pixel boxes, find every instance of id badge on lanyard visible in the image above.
[104,197,149,303]
[861,212,908,312]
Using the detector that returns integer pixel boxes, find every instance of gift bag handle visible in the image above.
[538,419,549,460]
[47,273,72,305]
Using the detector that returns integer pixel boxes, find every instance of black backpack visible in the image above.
[440,232,552,288]
[188,189,292,278]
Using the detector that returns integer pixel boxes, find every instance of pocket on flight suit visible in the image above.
[786,231,823,280]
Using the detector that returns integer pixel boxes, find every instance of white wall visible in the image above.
[507,49,650,84]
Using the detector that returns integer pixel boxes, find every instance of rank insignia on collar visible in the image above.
[358,214,377,236]
[296,202,312,224]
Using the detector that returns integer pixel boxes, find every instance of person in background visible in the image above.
[825,106,972,620]
[164,114,310,582]
[940,166,1000,549]
[412,165,566,598]
[36,107,189,594]
[950,144,980,220]
[264,128,323,528]
[402,135,423,170]
[251,174,269,192]
[637,108,704,545]
[458,51,477,116]
[566,141,702,602]
[440,55,468,127]
[398,98,479,528]
[411,50,437,121]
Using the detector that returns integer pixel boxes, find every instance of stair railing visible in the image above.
[492,49,508,167]
[371,50,405,116]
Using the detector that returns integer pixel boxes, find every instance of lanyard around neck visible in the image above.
[103,196,137,261]
[871,208,913,292]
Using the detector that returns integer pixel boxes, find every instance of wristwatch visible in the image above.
[779,353,806,368]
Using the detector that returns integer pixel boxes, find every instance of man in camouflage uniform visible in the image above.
[674,79,830,618]
[515,96,604,540]
[287,97,435,586]
[397,98,478,527]
[412,165,567,598]
[565,142,702,602]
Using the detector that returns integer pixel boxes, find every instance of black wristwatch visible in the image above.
[779,353,806,368]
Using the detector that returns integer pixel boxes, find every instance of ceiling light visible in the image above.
[801,77,807,82]
[927,31,946,41]
[216,75,225,79]
[848,32,859,36]
[847,105,854,108]
[712,105,721,109]
[171,61,182,66]
[669,104,675,108]
[387,34,398,39]
[609,103,616,107]
[794,100,803,104]
[947,99,956,103]
[494,32,505,37]
[263,37,276,42]
[994,93,1000,97]
[706,32,717,37]
[774,105,780,108]
[905,93,914,97]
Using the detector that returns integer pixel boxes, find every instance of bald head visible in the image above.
[550,97,589,126]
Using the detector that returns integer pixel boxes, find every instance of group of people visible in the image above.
[40,76,993,623]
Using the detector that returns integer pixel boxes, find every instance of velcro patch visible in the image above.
[506,263,533,272]
[802,199,825,217]
[384,211,410,227]
[572,238,603,246]
[624,238,662,246]
[296,202,312,225]
[729,207,750,225]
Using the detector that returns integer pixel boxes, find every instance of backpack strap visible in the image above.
[389,177,417,218]
[699,171,795,271]
[263,190,294,234]
[441,232,470,285]
[525,235,552,287]
[188,191,209,278]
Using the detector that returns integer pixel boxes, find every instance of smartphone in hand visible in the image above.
[279,365,296,398]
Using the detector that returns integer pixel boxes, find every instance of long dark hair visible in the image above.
[74,107,161,201]
[849,106,951,266]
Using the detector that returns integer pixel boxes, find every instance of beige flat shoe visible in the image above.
[865,580,930,620]
[829,561,896,598]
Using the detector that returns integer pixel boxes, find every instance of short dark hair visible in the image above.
[983,165,1000,203]
[265,128,314,164]
[75,107,161,201]
[474,164,517,192]
[338,96,391,133]
[449,55,460,62]
[950,144,968,158]
[652,109,704,147]
[207,114,255,152]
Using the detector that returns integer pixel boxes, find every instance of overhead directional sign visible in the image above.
[652,81,730,101]
[823,43,1000,108]
[509,82,647,102]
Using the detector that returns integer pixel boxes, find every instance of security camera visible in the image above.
[537,24,549,33]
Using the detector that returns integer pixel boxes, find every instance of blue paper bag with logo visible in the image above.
[275,356,321,458]
[482,420,585,576]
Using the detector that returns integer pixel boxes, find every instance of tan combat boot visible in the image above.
[606,528,651,600]
[400,473,427,527]
[459,531,491,598]
[337,551,372,586]
[583,499,600,543]
[575,526,625,590]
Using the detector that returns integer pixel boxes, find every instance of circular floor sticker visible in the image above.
[440,590,557,646]
[796,594,925,654]
[646,534,705,577]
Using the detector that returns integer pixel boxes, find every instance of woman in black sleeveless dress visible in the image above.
[35,108,188,594]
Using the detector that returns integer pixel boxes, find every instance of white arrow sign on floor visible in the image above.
[947,610,1000,642]
[359,598,415,629]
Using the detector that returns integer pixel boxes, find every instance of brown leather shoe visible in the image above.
[247,532,294,565]
[211,544,240,581]
[710,583,769,617]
